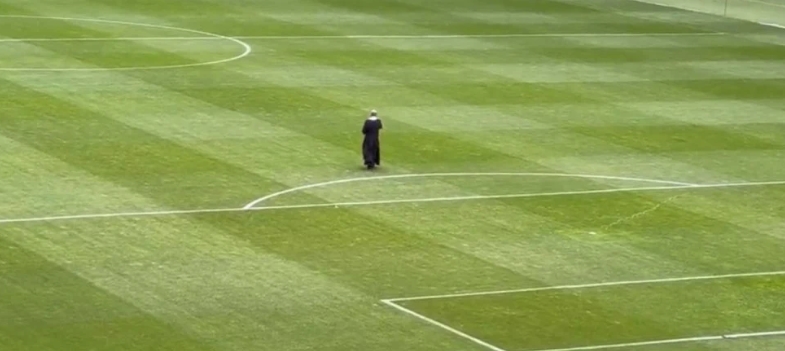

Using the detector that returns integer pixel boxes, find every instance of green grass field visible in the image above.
[2,0,785,350]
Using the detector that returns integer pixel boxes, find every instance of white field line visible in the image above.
[1,179,784,225]
[381,300,508,351]
[525,330,785,351]
[760,22,785,30]
[380,305,785,351]
[0,32,726,42]
[242,172,696,210]
[745,0,785,9]
[0,36,218,42]
[383,271,785,351]
[385,270,785,302]
[0,15,252,71]
[3,186,673,225]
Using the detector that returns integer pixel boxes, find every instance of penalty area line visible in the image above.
[385,270,785,302]
[522,330,785,351]
[382,270,785,351]
[381,299,785,351]
[381,299,509,351]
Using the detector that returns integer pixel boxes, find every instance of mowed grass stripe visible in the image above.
[0,0,596,270]
[0,81,484,349]
[319,0,713,34]
[4,67,363,186]
[353,100,781,131]
[1,40,544,179]
[3,1,785,351]
[0,28,528,346]
[0,22,202,70]
[3,179,785,295]
[0,0,584,232]
[400,274,785,351]
[2,213,458,351]
[0,1,247,70]
[19,12,760,300]
[305,173,785,289]
[0,134,184,217]
[499,188,785,270]
[340,193,713,291]
[18,2,576,184]
[93,0,721,38]
[248,80,785,104]
[211,9,696,192]
[0,6,556,350]
[0,7,432,192]
[1,31,580,298]
[78,0,785,292]
[0,80,288,209]
[0,0,764,266]
[6,0,776,286]
[230,4,784,195]
[648,182,785,241]
[228,0,785,324]
[0,237,216,351]
[619,100,785,125]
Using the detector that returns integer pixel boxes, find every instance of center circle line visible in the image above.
[0,14,252,71]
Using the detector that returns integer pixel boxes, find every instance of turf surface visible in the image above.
[1,0,785,350]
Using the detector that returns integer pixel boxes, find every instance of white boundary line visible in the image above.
[242,172,697,209]
[760,22,785,30]
[526,330,785,351]
[0,32,726,42]
[0,36,225,42]
[384,299,785,351]
[0,15,252,71]
[1,178,784,225]
[385,270,785,302]
[381,300,508,351]
[382,270,785,351]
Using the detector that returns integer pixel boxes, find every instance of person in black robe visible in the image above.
[362,110,382,169]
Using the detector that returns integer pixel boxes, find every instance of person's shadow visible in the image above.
[356,164,386,172]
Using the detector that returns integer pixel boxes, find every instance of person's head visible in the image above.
[370,109,377,117]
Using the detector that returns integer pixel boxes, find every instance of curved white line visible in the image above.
[242,172,697,210]
[0,15,252,71]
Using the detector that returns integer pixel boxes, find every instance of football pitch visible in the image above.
[2,0,785,350]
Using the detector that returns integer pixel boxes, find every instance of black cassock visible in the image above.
[362,117,382,169]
